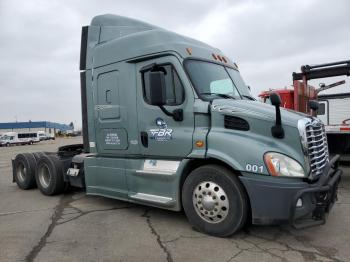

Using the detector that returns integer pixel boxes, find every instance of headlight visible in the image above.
[264,152,305,177]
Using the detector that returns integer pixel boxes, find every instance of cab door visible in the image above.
[136,56,195,157]
[87,62,138,198]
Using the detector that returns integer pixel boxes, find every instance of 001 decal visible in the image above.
[245,164,264,173]
[149,118,173,142]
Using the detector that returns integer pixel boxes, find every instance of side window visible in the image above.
[142,64,184,106]
[317,103,325,115]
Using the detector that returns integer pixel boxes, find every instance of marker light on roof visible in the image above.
[212,53,217,60]
[186,48,192,55]
[217,55,223,62]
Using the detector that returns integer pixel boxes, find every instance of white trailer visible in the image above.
[317,93,350,159]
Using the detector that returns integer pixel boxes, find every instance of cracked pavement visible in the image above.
[0,138,349,262]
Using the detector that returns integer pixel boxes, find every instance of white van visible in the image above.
[37,130,55,141]
[37,131,47,141]
[18,132,40,144]
[0,132,40,147]
[0,132,19,146]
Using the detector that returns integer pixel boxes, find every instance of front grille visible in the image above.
[305,119,329,177]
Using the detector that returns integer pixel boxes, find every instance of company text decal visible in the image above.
[149,118,173,142]
[105,133,121,145]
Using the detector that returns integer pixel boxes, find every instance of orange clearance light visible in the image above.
[186,48,192,55]
[222,56,227,63]
[212,53,217,60]
[195,140,204,148]
[217,55,223,62]
[234,62,239,69]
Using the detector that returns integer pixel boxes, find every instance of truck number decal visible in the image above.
[245,164,264,173]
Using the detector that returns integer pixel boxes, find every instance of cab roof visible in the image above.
[82,14,232,70]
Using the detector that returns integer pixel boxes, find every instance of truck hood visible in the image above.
[211,99,308,127]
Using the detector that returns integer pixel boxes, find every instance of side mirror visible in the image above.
[309,100,319,111]
[270,93,281,106]
[148,71,166,106]
[269,93,284,139]
[146,70,183,121]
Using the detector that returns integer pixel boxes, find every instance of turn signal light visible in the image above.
[195,140,204,148]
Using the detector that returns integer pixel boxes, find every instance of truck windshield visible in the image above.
[185,60,252,101]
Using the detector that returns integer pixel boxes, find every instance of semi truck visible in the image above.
[259,60,350,159]
[11,14,342,237]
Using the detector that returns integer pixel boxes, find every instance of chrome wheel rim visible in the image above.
[38,164,51,189]
[16,163,26,182]
[193,181,229,223]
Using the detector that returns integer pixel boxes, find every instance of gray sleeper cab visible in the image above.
[12,14,342,237]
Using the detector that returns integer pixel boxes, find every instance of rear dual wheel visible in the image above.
[35,154,65,196]
[182,165,248,237]
[14,152,65,196]
[13,153,37,189]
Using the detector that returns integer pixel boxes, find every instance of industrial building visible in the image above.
[0,121,73,137]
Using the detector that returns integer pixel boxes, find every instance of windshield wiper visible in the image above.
[241,95,256,101]
[200,92,237,100]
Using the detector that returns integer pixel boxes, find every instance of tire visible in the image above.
[35,154,65,196]
[13,153,37,189]
[33,152,46,161]
[182,165,248,237]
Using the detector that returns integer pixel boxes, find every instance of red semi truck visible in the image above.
[259,60,350,159]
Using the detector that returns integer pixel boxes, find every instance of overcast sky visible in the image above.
[0,0,349,128]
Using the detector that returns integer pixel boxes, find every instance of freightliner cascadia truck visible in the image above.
[12,14,342,237]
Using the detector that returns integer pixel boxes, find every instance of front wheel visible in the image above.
[182,165,249,237]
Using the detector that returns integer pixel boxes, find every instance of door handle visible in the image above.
[141,132,148,148]
[105,90,112,104]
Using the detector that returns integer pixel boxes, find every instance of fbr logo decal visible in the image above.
[150,118,173,141]
[155,118,168,129]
